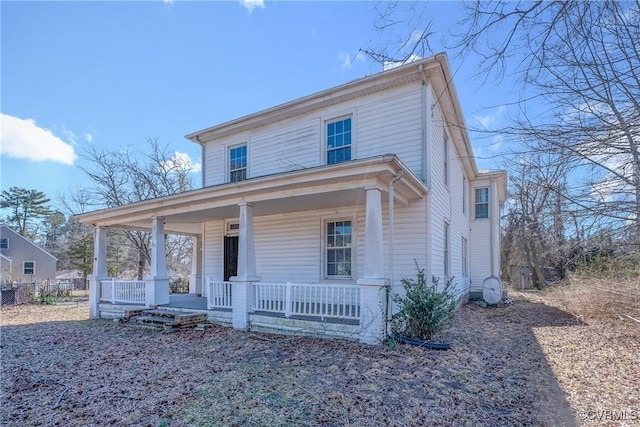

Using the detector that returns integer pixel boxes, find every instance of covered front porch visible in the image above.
[79,155,427,343]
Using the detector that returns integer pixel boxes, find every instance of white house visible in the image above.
[0,224,57,285]
[77,53,507,344]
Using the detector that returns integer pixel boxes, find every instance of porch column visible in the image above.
[357,187,388,344]
[231,202,260,330]
[89,226,108,318]
[145,217,170,307]
[188,235,203,295]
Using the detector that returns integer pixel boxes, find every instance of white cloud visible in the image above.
[0,114,77,165]
[84,133,93,143]
[491,134,505,151]
[339,52,352,69]
[239,0,265,14]
[61,126,78,145]
[162,151,201,174]
[339,51,366,70]
[473,105,507,130]
[163,0,174,5]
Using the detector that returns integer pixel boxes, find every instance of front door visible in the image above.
[224,236,239,281]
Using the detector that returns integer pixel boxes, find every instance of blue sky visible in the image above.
[1,1,509,212]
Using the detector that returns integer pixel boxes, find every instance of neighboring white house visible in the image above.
[77,53,507,343]
[0,224,57,285]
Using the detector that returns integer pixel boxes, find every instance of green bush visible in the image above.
[391,265,458,341]
[34,294,55,305]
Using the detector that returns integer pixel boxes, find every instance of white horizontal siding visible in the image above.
[469,220,492,292]
[203,144,226,187]
[391,199,428,285]
[254,211,323,283]
[203,220,224,282]
[427,86,471,298]
[201,81,424,187]
[200,199,431,290]
[250,117,321,178]
[357,84,422,175]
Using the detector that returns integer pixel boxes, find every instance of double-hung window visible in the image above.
[0,238,8,249]
[229,145,247,182]
[326,220,352,277]
[327,117,352,164]
[23,261,35,275]
[475,188,489,219]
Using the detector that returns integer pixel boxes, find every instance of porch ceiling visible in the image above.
[76,155,427,235]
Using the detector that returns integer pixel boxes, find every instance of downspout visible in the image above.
[388,169,404,295]
[195,135,205,187]
[419,63,428,185]
[489,174,497,277]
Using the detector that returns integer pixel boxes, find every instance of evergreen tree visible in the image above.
[0,187,53,238]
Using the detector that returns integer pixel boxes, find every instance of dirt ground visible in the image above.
[1,282,638,427]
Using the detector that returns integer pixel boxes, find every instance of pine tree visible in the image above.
[0,187,53,237]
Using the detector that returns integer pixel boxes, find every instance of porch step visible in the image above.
[128,308,208,331]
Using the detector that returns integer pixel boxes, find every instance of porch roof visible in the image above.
[76,155,427,235]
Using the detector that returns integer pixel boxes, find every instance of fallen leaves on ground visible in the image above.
[0,284,637,426]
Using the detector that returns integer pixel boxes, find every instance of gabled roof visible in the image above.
[0,224,58,261]
[185,52,481,180]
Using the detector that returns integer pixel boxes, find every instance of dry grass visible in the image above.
[0,281,638,427]
[529,276,640,427]
[542,275,640,324]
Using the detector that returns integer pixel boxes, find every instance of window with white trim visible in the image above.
[462,236,468,276]
[229,144,247,183]
[444,223,450,277]
[23,261,35,275]
[475,188,489,219]
[327,117,352,164]
[0,238,8,249]
[326,220,352,277]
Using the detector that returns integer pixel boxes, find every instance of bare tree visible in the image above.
[79,138,196,279]
[457,1,640,244]
[363,1,640,275]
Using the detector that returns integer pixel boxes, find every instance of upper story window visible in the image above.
[229,144,247,183]
[327,117,352,165]
[23,261,35,275]
[326,220,352,277]
[0,238,8,249]
[475,188,489,219]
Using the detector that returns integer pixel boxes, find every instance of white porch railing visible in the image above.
[253,282,360,320]
[207,280,233,309]
[99,279,146,304]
